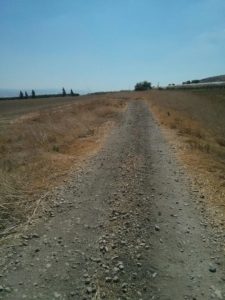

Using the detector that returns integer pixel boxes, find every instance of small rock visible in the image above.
[32,233,40,238]
[113,276,119,283]
[105,277,112,283]
[155,225,160,231]
[84,278,91,285]
[214,288,223,299]
[136,254,141,260]
[137,262,142,267]
[53,292,61,298]
[86,287,93,294]
[5,287,11,293]
[113,267,120,274]
[118,263,124,270]
[111,244,116,249]
[209,265,217,273]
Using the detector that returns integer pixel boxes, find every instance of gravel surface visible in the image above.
[0,100,224,299]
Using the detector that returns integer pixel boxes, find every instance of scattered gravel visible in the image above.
[0,100,224,299]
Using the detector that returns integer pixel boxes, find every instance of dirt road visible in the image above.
[0,100,224,299]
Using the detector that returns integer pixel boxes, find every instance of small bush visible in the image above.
[52,145,59,152]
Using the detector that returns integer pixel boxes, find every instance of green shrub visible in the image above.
[135,81,152,91]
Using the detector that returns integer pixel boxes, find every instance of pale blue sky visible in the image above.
[0,0,225,91]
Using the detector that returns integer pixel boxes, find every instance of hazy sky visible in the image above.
[0,0,225,91]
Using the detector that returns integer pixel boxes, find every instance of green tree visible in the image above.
[25,91,28,98]
[62,87,66,96]
[134,81,152,91]
[70,89,74,96]
[31,90,36,98]
[183,80,191,85]
[19,91,24,99]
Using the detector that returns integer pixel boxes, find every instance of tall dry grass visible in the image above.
[144,89,225,227]
[146,90,225,161]
[0,97,126,234]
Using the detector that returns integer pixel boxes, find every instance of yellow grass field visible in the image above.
[145,89,225,227]
[1,89,225,234]
[0,94,126,233]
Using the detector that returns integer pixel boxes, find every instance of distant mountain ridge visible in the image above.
[200,75,225,83]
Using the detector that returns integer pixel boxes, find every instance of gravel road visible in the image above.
[0,100,224,299]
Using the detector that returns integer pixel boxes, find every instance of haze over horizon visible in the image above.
[0,0,225,92]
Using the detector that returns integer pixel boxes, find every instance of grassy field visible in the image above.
[144,88,225,227]
[0,94,126,234]
[0,95,111,129]
[1,89,225,234]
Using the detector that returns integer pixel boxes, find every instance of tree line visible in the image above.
[19,88,78,99]
[182,80,200,85]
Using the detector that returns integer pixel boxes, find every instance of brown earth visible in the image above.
[0,95,224,299]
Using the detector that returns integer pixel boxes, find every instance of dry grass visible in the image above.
[0,96,126,233]
[144,89,225,227]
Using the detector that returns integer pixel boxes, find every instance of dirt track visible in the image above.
[0,100,224,299]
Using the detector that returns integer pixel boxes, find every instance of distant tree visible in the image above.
[70,89,74,96]
[19,91,24,99]
[135,81,152,91]
[182,81,190,85]
[191,80,200,84]
[24,91,29,99]
[31,90,36,98]
[62,87,66,96]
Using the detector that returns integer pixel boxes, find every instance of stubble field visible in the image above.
[0,94,126,234]
[1,88,225,235]
[145,88,225,227]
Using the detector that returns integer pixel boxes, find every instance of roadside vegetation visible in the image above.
[134,81,152,91]
[0,95,126,234]
[145,89,225,227]
[1,87,225,235]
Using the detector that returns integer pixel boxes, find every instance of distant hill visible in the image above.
[200,75,225,83]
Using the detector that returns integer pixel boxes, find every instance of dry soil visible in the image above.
[0,100,224,300]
